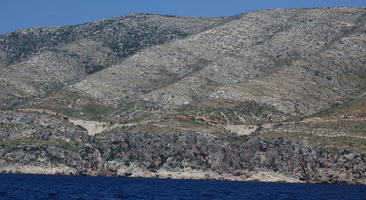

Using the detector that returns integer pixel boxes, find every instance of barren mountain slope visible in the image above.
[0,14,228,109]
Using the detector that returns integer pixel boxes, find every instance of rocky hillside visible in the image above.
[0,7,365,184]
[0,14,228,110]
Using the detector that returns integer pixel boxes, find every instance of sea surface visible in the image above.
[0,174,365,200]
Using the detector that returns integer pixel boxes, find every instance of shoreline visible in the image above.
[0,165,310,185]
[3,166,366,185]
[0,171,307,184]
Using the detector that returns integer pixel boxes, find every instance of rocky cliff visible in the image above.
[0,7,365,184]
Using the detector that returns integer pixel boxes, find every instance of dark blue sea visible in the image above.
[0,174,365,200]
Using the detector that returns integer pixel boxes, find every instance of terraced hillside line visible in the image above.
[19,108,231,135]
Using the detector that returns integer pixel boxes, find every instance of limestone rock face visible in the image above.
[0,7,365,184]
